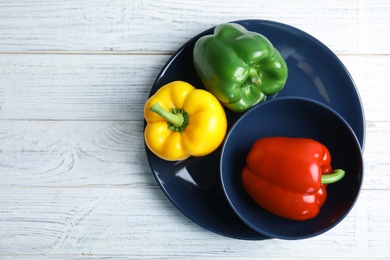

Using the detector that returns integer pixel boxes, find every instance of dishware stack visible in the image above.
[144,20,364,240]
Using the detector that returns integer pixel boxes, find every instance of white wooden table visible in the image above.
[1,0,389,259]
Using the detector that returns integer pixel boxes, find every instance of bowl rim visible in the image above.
[219,96,364,239]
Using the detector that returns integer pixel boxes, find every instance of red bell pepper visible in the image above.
[241,137,345,221]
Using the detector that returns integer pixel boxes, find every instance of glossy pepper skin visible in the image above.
[144,81,227,161]
[242,137,345,221]
[193,23,288,113]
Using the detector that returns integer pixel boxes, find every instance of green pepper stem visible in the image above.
[149,102,184,127]
[321,169,345,184]
[249,67,261,85]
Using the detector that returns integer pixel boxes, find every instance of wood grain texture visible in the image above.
[1,54,389,121]
[0,120,388,190]
[1,0,390,259]
[0,121,155,187]
[0,54,169,120]
[0,0,389,54]
[0,188,389,258]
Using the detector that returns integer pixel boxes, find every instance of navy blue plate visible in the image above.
[145,20,365,240]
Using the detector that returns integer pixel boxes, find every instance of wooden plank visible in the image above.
[0,54,169,120]
[0,187,388,258]
[339,55,390,123]
[1,54,389,121]
[0,1,388,259]
[0,0,388,54]
[0,120,388,190]
[0,120,155,187]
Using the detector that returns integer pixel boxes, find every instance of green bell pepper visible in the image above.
[193,23,288,112]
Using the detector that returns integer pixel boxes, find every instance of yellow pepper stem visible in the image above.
[149,102,189,132]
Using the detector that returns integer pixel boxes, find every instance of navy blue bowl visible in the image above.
[220,97,363,240]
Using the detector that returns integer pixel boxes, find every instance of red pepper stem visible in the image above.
[321,169,345,184]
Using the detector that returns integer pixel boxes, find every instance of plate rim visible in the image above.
[145,19,365,240]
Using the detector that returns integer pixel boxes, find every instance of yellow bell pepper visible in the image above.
[144,81,227,161]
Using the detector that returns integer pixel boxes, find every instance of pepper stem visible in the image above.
[149,102,189,132]
[249,67,261,85]
[321,169,345,184]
